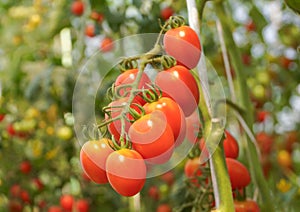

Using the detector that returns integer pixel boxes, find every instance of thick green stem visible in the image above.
[214,1,274,211]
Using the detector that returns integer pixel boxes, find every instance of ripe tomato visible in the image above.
[32,178,44,191]
[148,185,160,200]
[71,1,84,16]
[223,131,239,159]
[80,139,114,184]
[156,203,172,212]
[184,157,205,186]
[107,97,142,141]
[90,11,104,23]
[129,111,174,164]
[185,109,201,144]
[8,200,23,212]
[48,205,63,212]
[160,171,175,186]
[19,161,32,174]
[226,158,251,189]
[164,26,201,69]
[10,184,21,197]
[256,110,269,122]
[160,7,174,20]
[20,190,30,204]
[0,113,5,122]
[234,199,260,212]
[255,132,273,154]
[100,37,114,52]
[106,149,146,197]
[75,199,90,212]
[143,97,186,146]
[60,194,74,211]
[114,68,151,105]
[85,24,95,37]
[155,65,200,117]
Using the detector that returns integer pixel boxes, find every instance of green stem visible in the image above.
[214,1,274,211]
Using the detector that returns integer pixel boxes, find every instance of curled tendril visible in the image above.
[119,58,139,72]
[141,83,163,103]
[168,15,185,29]
[114,84,133,99]
[128,103,145,122]
[106,84,115,101]
[161,55,177,69]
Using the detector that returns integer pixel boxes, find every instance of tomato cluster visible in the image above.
[79,16,202,197]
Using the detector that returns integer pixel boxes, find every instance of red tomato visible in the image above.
[256,110,269,122]
[164,26,201,69]
[100,37,114,52]
[226,158,251,189]
[143,97,186,146]
[129,111,174,164]
[156,203,172,212]
[32,178,44,191]
[114,68,151,105]
[85,24,95,37]
[255,132,273,154]
[71,1,84,16]
[8,200,23,212]
[0,113,5,122]
[80,139,114,184]
[10,184,22,198]
[48,206,63,212]
[90,11,104,23]
[185,109,201,144]
[60,194,74,211]
[75,199,90,212]
[20,190,30,204]
[106,97,142,141]
[184,157,206,186]
[148,185,160,200]
[19,161,32,174]
[234,199,260,212]
[160,171,175,186]
[7,123,16,136]
[223,131,239,159]
[160,7,174,20]
[155,65,200,117]
[245,20,256,32]
[106,149,146,196]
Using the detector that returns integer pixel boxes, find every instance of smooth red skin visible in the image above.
[160,171,175,186]
[107,97,142,141]
[129,112,174,164]
[9,200,23,212]
[106,149,146,197]
[155,65,200,117]
[185,109,201,144]
[90,11,104,23]
[20,190,30,204]
[164,26,201,69]
[0,114,5,122]
[223,131,239,159]
[48,206,63,212]
[10,184,21,197]
[20,161,32,174]
[80,139,114,184]
[60,194,74,211]
[148,185,160,200]
[100,37,114,52]
[32,178,44,191]
[256,110,269,122]
[85,24,95,37]
[226,158,251,189]
[160,7,174,20]
[114,69,151,105]
[156,204,172,212]
[75,199,90,212]
[7,123,16,136]
[234,199,260,212]
[143,97,186,146]
[184,157,203,186]
[71,1,84,16]
[255,132,273,154]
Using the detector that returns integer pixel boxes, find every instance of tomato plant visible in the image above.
[80,139,114,184]
[143,97,186,146]
[155,65,200,117]
[223,131,239,159]
[19,161,32,174]
[100,37,114,52]
[71,1,84,16]
[164,26,201,69]
[234,199,260,212]
[85,24,95,37]
[128,111,174,164]
[226,158,251,190]
[106,148,146,196]
[60,194,74,211]
[75,199,90,212]
[160,7,174,21]
[184,157,203,186]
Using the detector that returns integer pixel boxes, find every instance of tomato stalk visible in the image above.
[186,0,234,211]
[213,1,274,211]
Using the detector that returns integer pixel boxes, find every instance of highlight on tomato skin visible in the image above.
[105,149,146,197]
[128,110,175,164]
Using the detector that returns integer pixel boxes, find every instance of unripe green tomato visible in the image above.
[57,126,73,140]
[256,71,270,86]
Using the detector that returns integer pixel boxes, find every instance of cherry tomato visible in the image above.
[129,111,174,164]
[164,26,201,69]
[60,194,74,211]
[20,190,30,204]
[185,109,201,144]
[148,185,160,200]
[100,37,114,52]
[106,97,142,141]
[255,132,273,154]
[114,68,151,105]
[10,184,21,198]
[19,161,32,174]
[106,149,146,197]
[155,65,200,117]
[0,113,5,122]
[160,171,175,186]
[156,203,172,212]
[90,11,104,23]
[277,150,292,169]
[160,7,174,20]
[32,178,44,191]
[256,110,269,122]
[8,200,23,212]
[143,97,186,146]
[223,131,239,159]
[71,1,84,16]
[226,158,251,189]
[80,139,114,184]
[184,157,206,186]
[75,199,90,212]
[245,20,256,32]
[47,206,63,212]
[234,199,260,212]
[85,24,95,37]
